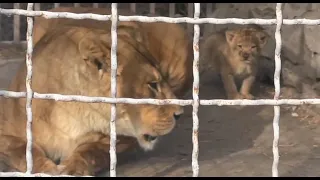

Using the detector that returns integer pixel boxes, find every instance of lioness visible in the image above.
[200,27,268,99]
[33,7,194,98]
[0,25,183,176]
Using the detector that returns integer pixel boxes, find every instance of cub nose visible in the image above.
[242,52,249,59]
[173,108,184,121]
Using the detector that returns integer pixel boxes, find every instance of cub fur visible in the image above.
[33,7,194,98]
[0,26,184,176]
[200,27,269,99]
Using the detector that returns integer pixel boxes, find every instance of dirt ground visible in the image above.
[1,45,320,177]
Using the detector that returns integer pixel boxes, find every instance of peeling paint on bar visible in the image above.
[1,8,320,25]
[272,3,283,177]
[25,3,34,175]
[192,3,200,177]
[1,90,320,106]
[109,3,118,177]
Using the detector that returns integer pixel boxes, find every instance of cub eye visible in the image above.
[237,44,242,48]
[148,82,159,91]
[251,45,257,49]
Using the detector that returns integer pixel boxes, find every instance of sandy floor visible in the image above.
[1,45,320,177]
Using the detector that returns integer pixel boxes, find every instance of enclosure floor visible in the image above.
[1,47,320,177]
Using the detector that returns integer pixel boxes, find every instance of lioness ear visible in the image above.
[255,31,269,48]
[225,30,236,44]
[117,23,144,43]
[78,34,124,79]
[78,35,110,79]
[98,33,125,76]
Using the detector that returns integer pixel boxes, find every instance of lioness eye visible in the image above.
[251,45,257,49]
[148,82,158,91]
[237,45,242,48]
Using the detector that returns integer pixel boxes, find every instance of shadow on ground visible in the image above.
[99,72,279,177]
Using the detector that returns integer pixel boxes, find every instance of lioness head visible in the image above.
[225,28,268,64]
[70,27,184,151]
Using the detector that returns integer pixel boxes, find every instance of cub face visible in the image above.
[226,28,268,65]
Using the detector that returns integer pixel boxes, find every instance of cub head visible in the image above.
[76,26,184,151]
[225,27,268,64]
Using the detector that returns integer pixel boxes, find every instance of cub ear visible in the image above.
[78,32,123,79]
[255,31,269,48]
[225,30,236,44]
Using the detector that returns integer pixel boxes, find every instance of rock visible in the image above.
[291,112,299,117]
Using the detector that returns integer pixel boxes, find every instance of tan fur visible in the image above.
[33,7,194,98]
[200,27,269,99]
[0,26,184,176]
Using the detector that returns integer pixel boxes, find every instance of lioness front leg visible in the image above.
[0,135,59,174]
[59,135,137,176]
[240,75,256,100]
[220,71,244,99]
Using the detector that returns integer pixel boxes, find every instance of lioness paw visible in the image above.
[229,93,245,100]
[242,93,255,100]
[59,158,91,176]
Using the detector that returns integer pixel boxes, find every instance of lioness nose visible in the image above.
[173,109,184,121]
[243,52,249,59]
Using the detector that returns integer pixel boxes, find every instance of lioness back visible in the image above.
[200,26,268,99]
[33,7,193,98]
[0,26,184,175]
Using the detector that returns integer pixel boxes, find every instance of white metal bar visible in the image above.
[1,8,320,25]
[1,90,320,106]
[272,3,283,177]
[13,3,20,42]
[192,3,200,177]
[25,3,34,175]
[109,3,118,177]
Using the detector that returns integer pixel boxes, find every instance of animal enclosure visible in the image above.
[0,3,320,177]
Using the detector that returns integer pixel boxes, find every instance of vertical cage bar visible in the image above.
[109,3,118,178]
[25,3,34,175]
[169,3,175,17]
[54,3,60,8]
[34,3,40,11]
[13,3,20,43]
[272,3,283,177]
[204,3,213,37]
[93,3,99,8]
[187,3,194,35]
[192,3,200,178]
[130,3,136,13]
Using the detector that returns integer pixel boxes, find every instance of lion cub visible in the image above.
[200,26,268,99]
